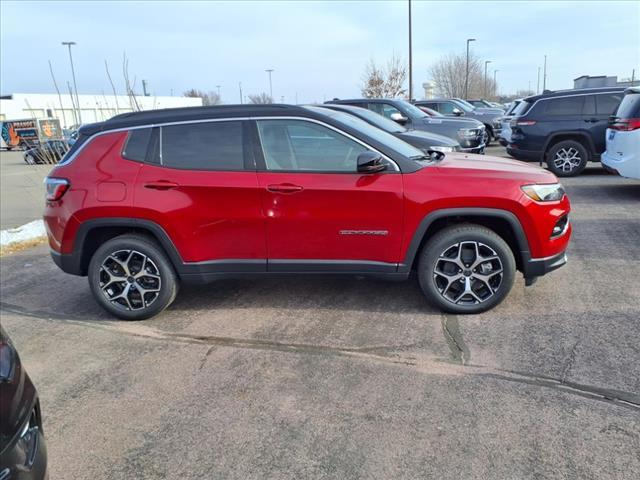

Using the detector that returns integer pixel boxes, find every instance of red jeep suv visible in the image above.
[44,105,571,320]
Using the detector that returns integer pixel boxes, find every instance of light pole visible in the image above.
[408,0,413,101]
[216,85,221,97]
[62,41,81,124]
[493,69,499,97]
[543,55,547,91]
[239,82,243,104]
[537,67,541,94]
[464,38,476,99]
[484,60,492,98]
[265,69,274,100]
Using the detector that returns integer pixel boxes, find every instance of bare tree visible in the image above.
[360,53,407,98]
[48,60,68,127]
[183,89,222,106]
[104,60,120,114]
[122,52,141,111]
[429,51,497,99]
[248,93,273,104]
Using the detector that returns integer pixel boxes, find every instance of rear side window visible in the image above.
[596,93,624,115]
[122,128,152,161]
[543,96,584,115]
[161,121,244,170]
[615,93,640,118]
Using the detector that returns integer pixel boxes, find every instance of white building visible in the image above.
[0,93,203,128]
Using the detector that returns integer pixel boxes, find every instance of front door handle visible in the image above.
[267,183,304,194]
[144,181,179,190]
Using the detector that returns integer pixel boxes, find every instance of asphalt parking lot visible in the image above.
[1,149,639,479]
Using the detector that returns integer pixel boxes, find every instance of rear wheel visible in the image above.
[24,154,35,165]
[546,140,589,177]
[417,225,516,314]
[88,235,178,320]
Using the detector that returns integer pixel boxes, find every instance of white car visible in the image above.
[601,87,640,179]
[498,99,523,146]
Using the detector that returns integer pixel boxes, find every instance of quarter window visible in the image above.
[161,121,244,170]
[122,128,152,162]
[596,93,624,115]
[257,120,367,172]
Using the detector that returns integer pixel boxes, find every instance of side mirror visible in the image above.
[357,151,387,174]
[452,108,464,116]
[390,112,409,124]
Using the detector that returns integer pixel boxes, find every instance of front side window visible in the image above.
[439,102,459,114]
[367,102,402,120]
[257,120,367,172]
[161,121,244,170]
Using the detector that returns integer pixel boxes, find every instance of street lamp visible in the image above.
[543,55,547,91]
[265,69,274,100]
[484,60,492,98]
[464,38,476,99]
[62,41,81,124]
[493,69,499,98]
[408,0,413,101]
[216,85,221,97]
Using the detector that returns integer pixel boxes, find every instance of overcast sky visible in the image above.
[1,0,638,102]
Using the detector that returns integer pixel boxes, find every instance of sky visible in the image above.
[1,0,639,103]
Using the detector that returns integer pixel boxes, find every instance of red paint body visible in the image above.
[44,133,570,266]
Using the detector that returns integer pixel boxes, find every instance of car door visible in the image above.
[253,118,403,271]
[593,92,625,153]
[133,121,267,265]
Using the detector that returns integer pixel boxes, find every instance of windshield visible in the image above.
[453,99,475,112]
[332,106,406,133]
[304,106,425,159]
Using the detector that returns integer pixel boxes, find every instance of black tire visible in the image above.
[417,224,516,314]
[24,154,35,165]
[482,126,492,146]
[546,140,589,177]
[88,234,178,320]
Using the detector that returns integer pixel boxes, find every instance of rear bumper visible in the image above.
[506,146,542,162]
[523,250,567,281]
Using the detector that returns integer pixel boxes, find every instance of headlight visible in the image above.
[459,128,478,138]
[427,146,454,153]
[521,183,565,202]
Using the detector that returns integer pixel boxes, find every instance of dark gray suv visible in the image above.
[416,98,504,145]
[327,98,486,153]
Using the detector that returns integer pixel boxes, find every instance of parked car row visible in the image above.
[504,86,639,178]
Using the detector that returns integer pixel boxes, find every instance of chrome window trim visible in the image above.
[58,115,400,172]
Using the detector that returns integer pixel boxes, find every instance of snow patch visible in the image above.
[0,220,46,247]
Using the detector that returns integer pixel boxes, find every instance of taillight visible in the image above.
[515,120,537,126]
[609,118,640,131]
[45,177,70,201]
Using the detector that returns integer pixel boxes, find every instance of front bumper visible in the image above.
[506,145,542,162]
[523,250,567,282]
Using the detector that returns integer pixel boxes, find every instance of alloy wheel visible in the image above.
[99,250,162,311]
[553,147,582,173]
[432,241,503,305]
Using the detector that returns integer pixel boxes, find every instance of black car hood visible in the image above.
[399,129,458,147]
[420,116,483,128]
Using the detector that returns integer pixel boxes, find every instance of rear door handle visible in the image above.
[584,118,599,123]
[266,183,304,194]
[144,181,179,190]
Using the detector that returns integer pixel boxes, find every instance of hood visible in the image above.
[420,116,483,128]
[434,152,558,183]
[399,129,458,148]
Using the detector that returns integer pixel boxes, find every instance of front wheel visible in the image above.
[88,235,179,320]
[546,140,589,177]
[417,225,516,314]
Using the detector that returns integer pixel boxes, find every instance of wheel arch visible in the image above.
[543,132,595,160]
[400,208,531,274]
[70,218,183,276]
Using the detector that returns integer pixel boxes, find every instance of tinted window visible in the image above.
[439,102,460,114]
[122,128,152,161]
[544,96,584,115]
[596,93,624,115]
[257,119,366,172]
[615,92,640,118]
[161,121,244,170]
[368,102,402,119]
[583,95,596,116]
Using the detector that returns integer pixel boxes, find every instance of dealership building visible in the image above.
[0,93,202,127]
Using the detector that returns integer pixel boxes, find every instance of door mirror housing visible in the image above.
[390,112,409,125]
[452,107,464,116]
[357,151,387,174]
